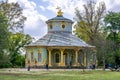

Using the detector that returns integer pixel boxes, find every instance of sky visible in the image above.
[5,0,120,40]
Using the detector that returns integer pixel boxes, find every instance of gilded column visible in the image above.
[75,49,79,66]
[60,49,65,66]
[48,48,52,66]
[84,52,87,67]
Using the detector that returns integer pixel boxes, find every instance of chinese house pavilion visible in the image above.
[25,9,96,68]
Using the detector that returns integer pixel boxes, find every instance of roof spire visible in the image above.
[56,6,63,16]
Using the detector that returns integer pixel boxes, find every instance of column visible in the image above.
[60,49,65,66]
[30,49,33,66]
[25,51,28,67]
[75,49,79,66]
[84,52,87,67]
[48,48,52,66]
[96,59,98,68]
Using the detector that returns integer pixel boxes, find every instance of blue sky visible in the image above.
[7,0,120,40]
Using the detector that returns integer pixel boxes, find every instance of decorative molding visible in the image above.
[38,49,41,53]
[30,49,33,53]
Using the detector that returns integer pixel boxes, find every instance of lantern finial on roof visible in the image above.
[56,6,63,16]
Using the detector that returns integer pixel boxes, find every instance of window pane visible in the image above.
[55,53,59,63]
[38,53,41,62]
[31,53,34,62]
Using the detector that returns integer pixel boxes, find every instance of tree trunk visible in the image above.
[103,56,105,71]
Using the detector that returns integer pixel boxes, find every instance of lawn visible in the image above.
[0,69,120,80]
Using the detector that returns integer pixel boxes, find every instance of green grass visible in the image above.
[0,69,120,80]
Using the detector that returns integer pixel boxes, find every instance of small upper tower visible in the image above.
[46,7,73,33]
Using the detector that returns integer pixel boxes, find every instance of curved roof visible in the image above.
[46,16,73,23]
[27,31,94,48]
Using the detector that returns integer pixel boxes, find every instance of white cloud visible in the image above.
[46,0,85,16]
[43,0,48,2]
[45,0,120,16]
[8,0,17,3]
[95,0,120,11]
[8,0,48,40]
[39,5,46,11]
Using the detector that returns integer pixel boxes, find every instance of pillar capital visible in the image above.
[30,49,33,53]
[38,49,41,53]
[47,48,52,51]
[60,48,65,52]
[93,49,97,53]
[74,48,79,51]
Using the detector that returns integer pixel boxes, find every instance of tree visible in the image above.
[73,1,115,68]
[104,12,120,65]
[0,11,9,51]
[104,12,120,31]
[95,33,114,70]
[0,11,10,68]
[74,1,106,44]
[0,1,29,68]
[0,1,26,32]
[9,33,33,67]
[104,12,120,45]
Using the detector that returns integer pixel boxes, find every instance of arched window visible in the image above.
[38,53,41,62]
[31,52,34,62]
[62,24,65,29]
[61,21,66,30]
[55,53,60,63]
[71,53,74,61]
[78,50,84,64]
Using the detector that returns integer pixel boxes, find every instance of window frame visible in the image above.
[55,53,60,63]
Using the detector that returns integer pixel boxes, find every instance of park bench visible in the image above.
[116,67,120,71]
[109,67,116,71]
[109,67,120,72]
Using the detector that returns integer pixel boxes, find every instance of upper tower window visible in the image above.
[61,21,66,30]
[48,22,53,30]
[50,24,53,30]
[62,24,65,29]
